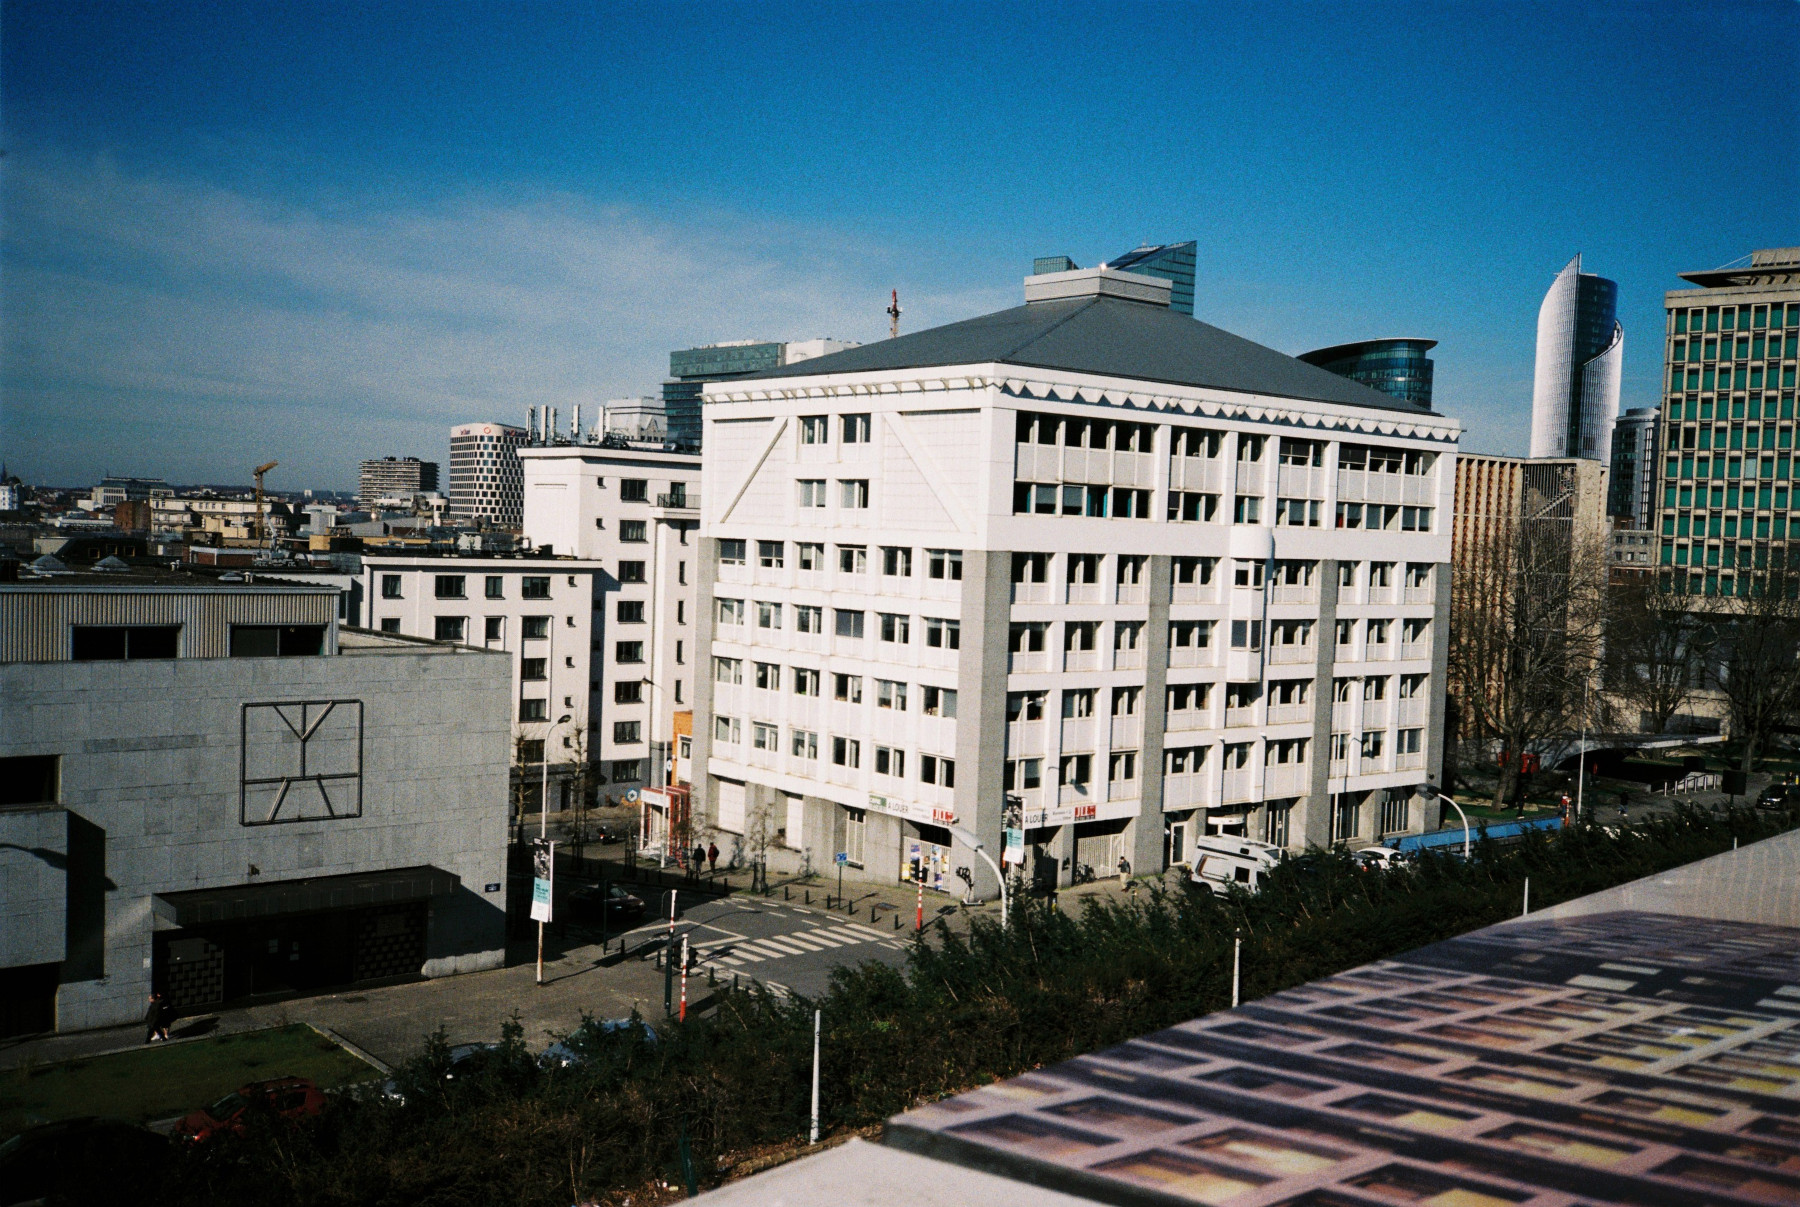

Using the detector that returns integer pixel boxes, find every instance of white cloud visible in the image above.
[1,150,1006,489]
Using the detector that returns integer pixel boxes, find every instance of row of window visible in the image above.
[1672,303,1796,333]
[1003,673,1426,723]
[1012,414,1436,476]
[383,573,555,601]
[723,542,963,579]
[716,598,960,647]
[1665,452,1799,481]
[1670,366,1798,393]
[1666,419,1796,450]
[713,718,956,785]
[1665,395,1798,424]
[713,658,958,715]
[1669,331,1798,364]
[67,623,325,661]
[1003,616,1427,656]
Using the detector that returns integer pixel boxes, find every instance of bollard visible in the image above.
[785,886,791,901]
[893,912,900,930]
[806,890,811,905]
[848,901,855,916]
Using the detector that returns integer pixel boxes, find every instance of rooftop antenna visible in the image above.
[887,289,902,339]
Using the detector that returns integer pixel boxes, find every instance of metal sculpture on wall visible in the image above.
[239,699,364,824]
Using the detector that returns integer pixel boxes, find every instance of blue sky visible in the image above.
[4,1,1796,491]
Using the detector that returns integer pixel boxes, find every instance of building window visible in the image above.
[1229,619,1263,650]
[1109,750,1138,783]
[719,539,747,566]
[839,479,870,508]
[714,656,743,684]
[1003,758,1042,791]
[1264,803,1291,847]
[1173,557,1216,585]
[832,736,861,768]
[799,415,828,444]
[609,720,641,744]
[841,413,871,443]
[617,600,645,623]
[879,613,910,643]
[433,617,466,643]
[620,521,648,543]
[797,542,825,570]
[925,618,959,649]
[72,624,181,661]
[920,754,955,787]
[485,576,505,599]
[434,575,466,599]
[877,679,908,710]
[714,716,741,744]
[791,729,819,759]
[844,807,866,865]
[620,479,648,502]
[522,615,549,640]
[521,657,547,681]
[874,746,905,777]
[380,618,400,633]
[381,574,402,599]
[521,576,551,599]
[1057,753,1090,787]
[1234,496,1262,524]
[927,549,963,580]
[754,661,781,690]
[792,668,821,696]
[922,686,956,717]
[758,540,784,568]
[1009,622,1047,653]
[611,759,643,782]
[615,680,643,703]
[833,673,863,702]
[1332,795,1359,843]
[0,755,59,806]
[794,605,823,633]
[756,601,782,630]
[752,722,779,751]
[520,698,547,722]
[615,641,645,663]
[834,609,865,639]
[618,561,646,584]
[716,598,745,626]
[798,479,827,508]
[1233,560,1265,588]
[838,545,867,574]
[882,546,912,576]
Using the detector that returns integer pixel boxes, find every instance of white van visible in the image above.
[1189,835,1285,895]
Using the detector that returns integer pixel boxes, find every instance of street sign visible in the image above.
[530,838,555,922]
[835,852,848,865]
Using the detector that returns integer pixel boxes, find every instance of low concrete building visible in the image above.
[0,565,511,1036]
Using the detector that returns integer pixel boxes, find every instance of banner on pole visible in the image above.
[530,838,555,922]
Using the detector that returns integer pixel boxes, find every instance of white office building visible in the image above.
[693,266,1459,898]
[519,445,701,813]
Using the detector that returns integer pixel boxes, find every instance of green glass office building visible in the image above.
[1657,247,1800,594]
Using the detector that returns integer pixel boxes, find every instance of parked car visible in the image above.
[379,1041,506,1102]
[568,882,646,925]
[0,1117,168,1206]
[1188,835,1285,896]
[1352,846,1406,871]
[542,1018,659,1069]
[1757,782,1795,811]
[173,1076,324,1143]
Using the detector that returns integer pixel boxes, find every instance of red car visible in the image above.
[174,1076,325,1143]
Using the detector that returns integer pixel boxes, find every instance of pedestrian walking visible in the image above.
[707,841,719,873]
[691,843,705,880]
[143,992,171,1043]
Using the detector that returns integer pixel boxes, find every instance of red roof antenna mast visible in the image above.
[887,289,902,339]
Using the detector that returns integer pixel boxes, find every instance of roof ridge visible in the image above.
[1001,295,1101,361]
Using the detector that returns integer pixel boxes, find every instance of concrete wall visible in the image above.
[0,806,67,969]
[0,643,512,1032]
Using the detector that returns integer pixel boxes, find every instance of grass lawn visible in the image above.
[0,1024,381,1138]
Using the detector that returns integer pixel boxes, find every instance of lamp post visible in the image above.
[537,712,573,988]
[946,823,1008,930]
[1424,783,1471,859]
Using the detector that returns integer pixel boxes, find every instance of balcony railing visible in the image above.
[1402,585,1434,605]
[655,490,698,509]
[1268,642,1314,665]
[1222,768,1256,803]
[1264,763,1309,796]
[1161,774,1211,810]
[1224,705,1258,728]
[1268,703,1312,726]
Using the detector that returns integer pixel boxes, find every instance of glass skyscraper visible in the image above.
[1104,242,1197,316]
[1297,338,1437,409]
[1656,247,1800,594]
[1529,254,1623,462]
[1607,406,1660,530]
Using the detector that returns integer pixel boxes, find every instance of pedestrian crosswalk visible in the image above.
[698,921,896,967]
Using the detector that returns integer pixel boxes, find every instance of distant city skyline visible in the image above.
[2,2,1795,490]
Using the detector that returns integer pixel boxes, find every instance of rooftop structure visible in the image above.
[697,827,1800,1205]
[448,422,528,530]
[1103,241,1197,316]
[664,338,860,449]
[358,456,439,505]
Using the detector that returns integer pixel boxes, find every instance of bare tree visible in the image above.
[1604,580,1710,733]
[1449,506,1607,806]
[1708,575,1800,772]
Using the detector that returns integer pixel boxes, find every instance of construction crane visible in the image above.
[252,461,279,544]
[887,289,902,339]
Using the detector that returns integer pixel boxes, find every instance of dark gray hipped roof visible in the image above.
[744,295,1433,414]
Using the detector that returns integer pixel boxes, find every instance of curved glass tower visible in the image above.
[1297,338,1437,408]
[1530,254,1623,462]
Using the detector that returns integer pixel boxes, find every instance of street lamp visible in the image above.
[1423,783,1471,859]
[537,712,574,989]
[946,823,1008,930]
